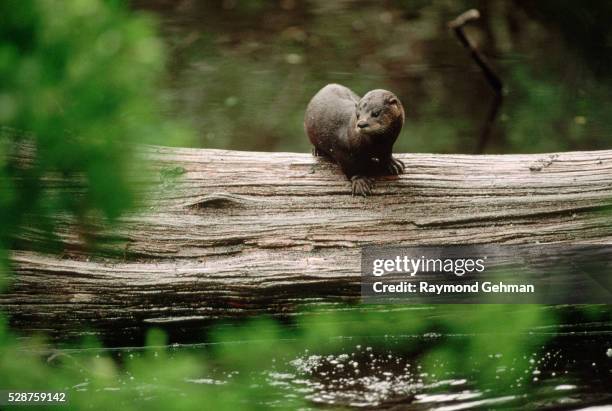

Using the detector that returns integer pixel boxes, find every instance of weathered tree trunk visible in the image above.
[2,146,612,339]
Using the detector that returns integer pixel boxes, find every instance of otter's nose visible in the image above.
[357,120,369,129]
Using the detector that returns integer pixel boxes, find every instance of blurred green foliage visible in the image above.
[0,305,576,410]
[0,0,191,272]
[1,304,608,409]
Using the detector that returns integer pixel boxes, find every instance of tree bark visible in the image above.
[2,146,612,339]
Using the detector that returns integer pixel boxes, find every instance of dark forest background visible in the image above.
[135,0,612,154]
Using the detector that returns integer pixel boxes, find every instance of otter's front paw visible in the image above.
[351,175,374,197]
[385,157,405,175]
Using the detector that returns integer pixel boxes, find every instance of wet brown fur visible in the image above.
[304,84,405,196]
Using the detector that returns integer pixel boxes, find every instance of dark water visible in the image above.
[281,334,612,409]
[55,331,612,410]
[46,306,612,410]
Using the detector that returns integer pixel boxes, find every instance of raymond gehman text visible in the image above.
[372,281,535,294]
[360,245,612,304]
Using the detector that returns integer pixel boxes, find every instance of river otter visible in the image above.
[304,84,405,196]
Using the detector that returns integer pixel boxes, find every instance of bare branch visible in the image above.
[449,9,504,153]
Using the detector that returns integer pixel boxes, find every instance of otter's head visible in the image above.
[354,90,404,137]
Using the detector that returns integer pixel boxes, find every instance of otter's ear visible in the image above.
[386,97,398,106]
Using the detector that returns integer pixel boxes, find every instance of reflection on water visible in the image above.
[278,334,611,409]
[52,320,612,409]
[134,0,612,154]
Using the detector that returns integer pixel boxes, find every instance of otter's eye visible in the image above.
[371,109,381,118]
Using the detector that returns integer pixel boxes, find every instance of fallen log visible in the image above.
[2,146,612,339]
